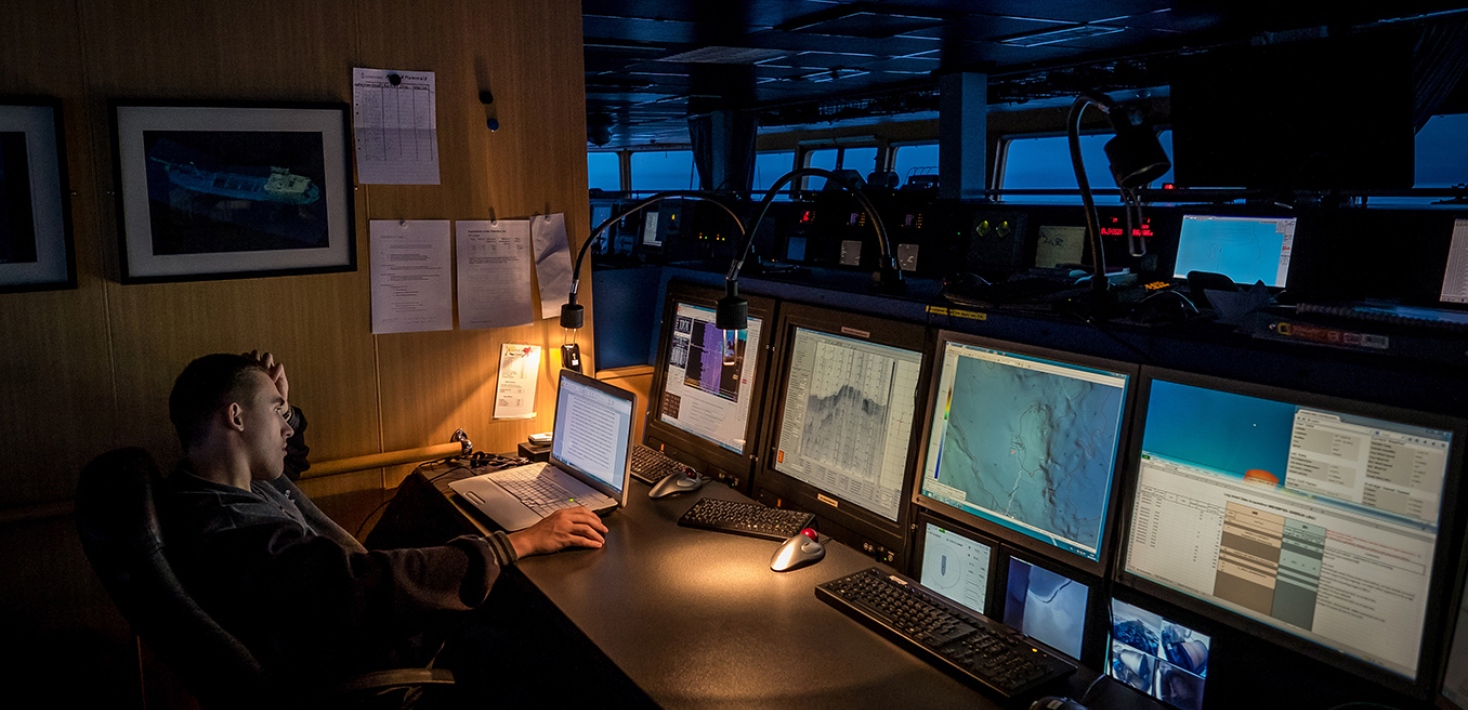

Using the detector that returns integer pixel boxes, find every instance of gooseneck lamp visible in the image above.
[560,192,746,330]
[1068,91,1170,299]
[715,167,903,332]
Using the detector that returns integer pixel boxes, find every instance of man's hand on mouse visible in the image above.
[509,507,609,558]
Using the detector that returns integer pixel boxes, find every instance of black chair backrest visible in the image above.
[76,448,274,708]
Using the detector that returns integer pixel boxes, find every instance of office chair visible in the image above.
[75,447,454,710]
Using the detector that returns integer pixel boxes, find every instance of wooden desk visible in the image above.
[420,466,1150,709]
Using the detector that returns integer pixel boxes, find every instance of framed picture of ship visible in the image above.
[0,98,75,293]
[111,100,354,283]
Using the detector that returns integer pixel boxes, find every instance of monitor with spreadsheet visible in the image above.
[914,331,1136,575]
[644,280,775,489]
[1172,214,1297,288]
[755,303,928,565]
[1116,367,1466,698]
[913,511,998,618]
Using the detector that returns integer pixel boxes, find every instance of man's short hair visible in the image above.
[169,354,270,449]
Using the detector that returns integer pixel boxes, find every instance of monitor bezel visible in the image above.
[911,329,1140,578]
[753,301,932,564]
[910,508,1003,619]
[643,280,777,491]
[1111,365,1468,700]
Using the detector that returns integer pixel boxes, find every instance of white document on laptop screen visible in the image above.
[554,382,630,489]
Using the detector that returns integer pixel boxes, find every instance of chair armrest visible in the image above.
[337,667,456,693]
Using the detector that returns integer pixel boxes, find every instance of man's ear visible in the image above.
[225,402,247,432]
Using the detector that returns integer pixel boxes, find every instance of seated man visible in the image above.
[156,351,609,691]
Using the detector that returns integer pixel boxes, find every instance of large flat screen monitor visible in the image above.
[756,302,928,565]
[1172,214,1297,288]
[914,331,1137,575]
[1116,368,1465,698]
[644,280,775,492]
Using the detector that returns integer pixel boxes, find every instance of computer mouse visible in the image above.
[770,528,825,572]
[647,470,708,499]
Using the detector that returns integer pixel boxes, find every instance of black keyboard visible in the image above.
[676,498,815,541]
[816,567,1075,700]
[631,445,690,484]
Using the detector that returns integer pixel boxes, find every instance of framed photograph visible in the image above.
[111,100,354,283]
[0,98,75,293]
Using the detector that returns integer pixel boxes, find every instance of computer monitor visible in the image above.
[1108,596,1212,710]
[641,210,661,248]
[1172,214,1297,288]
[755,303,929,565]
[1441,218,1468,307]
[912,510,998,617]
[1116,367,1466,698]
[914,331,1136,575]
[1000,552,1093,662]
[1441,559,1468,709]
[644,280,775,492]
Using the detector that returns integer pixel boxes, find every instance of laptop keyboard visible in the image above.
[631,445,691,484]
[493,465,584,514]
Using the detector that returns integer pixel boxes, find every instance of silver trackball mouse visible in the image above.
[648,471,708,499]
[771,528,825,572]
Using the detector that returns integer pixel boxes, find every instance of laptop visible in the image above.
[450,370,635,531]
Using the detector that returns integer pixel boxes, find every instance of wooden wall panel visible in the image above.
[362,0,592,466]
[0,0,116,507]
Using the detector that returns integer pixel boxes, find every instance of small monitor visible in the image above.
[916,332,1135,574]
[757,303,928,564]
[1442,560,1468,709]
[914,515,996,617]
[645,281,775,489]
[1002,554,1090,660]
[1118,368,1465,697]
[1172,214,1296,288]
[1108,597,1211,710]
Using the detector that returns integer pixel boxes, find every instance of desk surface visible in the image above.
[436,468,1145,709]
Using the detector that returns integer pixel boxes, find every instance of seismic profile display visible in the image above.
[799,341,894,485]
[934,355,1124,552]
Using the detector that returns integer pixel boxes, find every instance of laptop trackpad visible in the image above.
[460,480,542,532]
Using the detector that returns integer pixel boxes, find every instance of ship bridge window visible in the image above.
[754,150,796,200]
[587,151,621,192]
[802,146,877,190]
[997,130,1174,204]
[1372,113,1468,206]
[892,143,938,189]
[630,149,696,192]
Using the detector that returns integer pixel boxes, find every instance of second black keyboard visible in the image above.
[676,497,815,541]
[816,567,1076,700]
[631,445,690,484]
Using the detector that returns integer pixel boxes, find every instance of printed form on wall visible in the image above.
[352,68,439,184]
[495,344,541,420]
[456,220,534,329]
[370,220,452,334]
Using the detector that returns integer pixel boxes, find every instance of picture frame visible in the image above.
[0,97,75,293]
[111,100,354,283]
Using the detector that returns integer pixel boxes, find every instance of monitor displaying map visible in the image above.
[918,334,1133,567]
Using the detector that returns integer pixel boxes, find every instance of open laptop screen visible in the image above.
[552,372,634,495]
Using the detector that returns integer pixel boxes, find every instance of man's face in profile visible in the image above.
[240,369,293,481]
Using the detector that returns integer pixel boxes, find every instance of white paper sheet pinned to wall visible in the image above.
[352,68,440,184]
[369,220,452,334]
[494,344,541,420]
[456,220,534,329]
[530,213,573,320]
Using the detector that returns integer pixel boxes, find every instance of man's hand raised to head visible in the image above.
[509,507,609,558]
[244,350,289,405]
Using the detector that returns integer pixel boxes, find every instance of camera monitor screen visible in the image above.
[1172,214,1297,288]
[1003,555,1089,660]
[1120,369,1463,693]
[1109,598,1211,710]
[917,333,1134,572]
[916,518,995,617]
